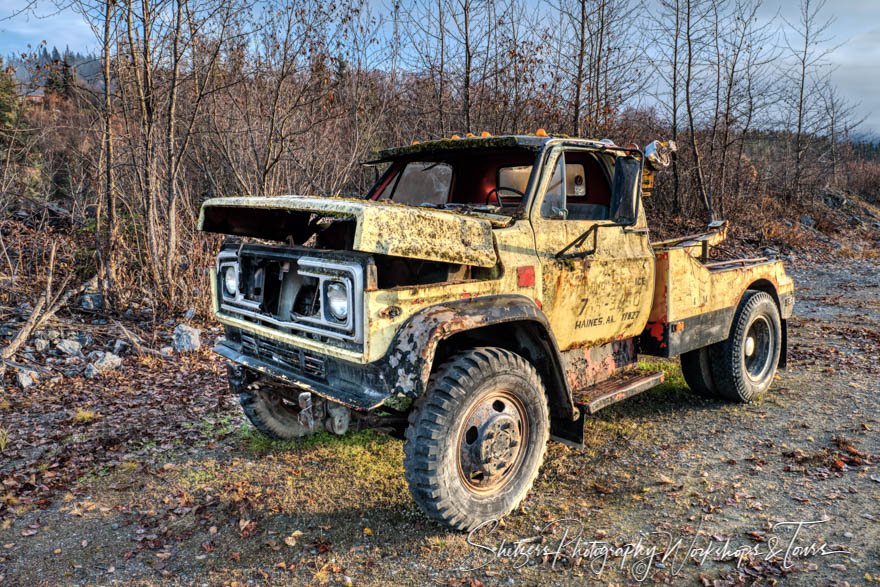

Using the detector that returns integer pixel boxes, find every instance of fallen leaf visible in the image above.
[20,529,37,537]
[362,527,373,536]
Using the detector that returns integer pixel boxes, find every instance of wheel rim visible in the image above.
[456,388,529,495]
[742,315,774,383]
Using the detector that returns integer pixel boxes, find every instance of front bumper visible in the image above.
[215,339,392,410]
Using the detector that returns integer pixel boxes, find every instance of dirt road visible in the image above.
[1,259,878,585]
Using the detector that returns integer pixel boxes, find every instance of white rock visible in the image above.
[173,324,201,352]
[56,338,82,355]
[16,370,35,388]
[94,352,122,372]
[84,364,100,378]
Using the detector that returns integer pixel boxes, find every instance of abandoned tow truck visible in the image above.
[198,134,794,530]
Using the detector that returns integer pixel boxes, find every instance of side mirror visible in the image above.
[644,140,677,170]
[610,155,642,225]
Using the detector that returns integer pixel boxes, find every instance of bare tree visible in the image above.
[684,0,713,219]
[782,0,834,200]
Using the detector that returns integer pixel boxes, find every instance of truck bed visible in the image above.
[640,227,795,357]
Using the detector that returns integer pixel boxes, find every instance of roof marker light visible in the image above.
[465,132,475,137]
[412,140,420,145]
[451,134,460,139]
[536,128,548,137]
[481,131,491,137]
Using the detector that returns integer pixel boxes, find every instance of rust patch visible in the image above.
[646,321,666,346]
[559,339,636,392]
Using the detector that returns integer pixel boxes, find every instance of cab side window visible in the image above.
[541,151,612,220]
[540,157,566,218]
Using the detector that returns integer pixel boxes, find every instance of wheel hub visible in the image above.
[743,316,774,382]
[474,413,519,475]
[458,390,528,493]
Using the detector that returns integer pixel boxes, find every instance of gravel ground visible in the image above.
[1,260,878,586]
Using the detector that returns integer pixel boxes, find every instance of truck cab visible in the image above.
[199,133,794,531]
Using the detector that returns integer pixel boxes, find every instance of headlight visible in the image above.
[326,282,348,321]
[223,265,239,296]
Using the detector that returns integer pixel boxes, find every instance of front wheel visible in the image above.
[239,386,313,439]
[403,347,549,531]
[710,291,782,402]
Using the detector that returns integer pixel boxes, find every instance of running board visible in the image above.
[581,371,665,414]
[550,371,665,447]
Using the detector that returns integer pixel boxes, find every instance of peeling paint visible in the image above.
[200,195,498,268]
[201,137,795,422]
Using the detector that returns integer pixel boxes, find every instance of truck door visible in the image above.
[530,147,655,351]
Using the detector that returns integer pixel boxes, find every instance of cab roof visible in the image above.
[375,134,610,161]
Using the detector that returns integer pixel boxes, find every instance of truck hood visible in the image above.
[198,196,498,268]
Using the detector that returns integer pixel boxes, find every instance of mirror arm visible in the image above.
[555,222,639,259]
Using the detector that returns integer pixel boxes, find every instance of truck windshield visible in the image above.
[379,162,453,206]
[370,148,539,214]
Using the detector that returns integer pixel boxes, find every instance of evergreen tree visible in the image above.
[0,57,19,128]
[46,57,76,99]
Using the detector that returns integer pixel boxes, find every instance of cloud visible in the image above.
[0,1,96,58]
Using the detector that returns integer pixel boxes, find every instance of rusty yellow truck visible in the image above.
[198,134,794,531]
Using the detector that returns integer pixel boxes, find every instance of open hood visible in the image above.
[198,196,498,268]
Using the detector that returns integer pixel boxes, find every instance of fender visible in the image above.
[382,294,577,420]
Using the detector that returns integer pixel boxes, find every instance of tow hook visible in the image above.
[298,391,315,431]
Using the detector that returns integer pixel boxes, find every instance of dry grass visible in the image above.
[73,409,100,423]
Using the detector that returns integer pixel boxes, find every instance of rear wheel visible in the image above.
[403,347,549,531]
[681,346,718,397]
[710,291,782,402]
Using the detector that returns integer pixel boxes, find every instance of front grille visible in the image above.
[217,252,364,345]
[240,332,327,380]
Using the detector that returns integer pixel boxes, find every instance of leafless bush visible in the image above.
[1,0,874,316]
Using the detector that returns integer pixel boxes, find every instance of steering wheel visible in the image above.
[485,186,525,209]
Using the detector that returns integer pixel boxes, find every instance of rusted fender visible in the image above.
[383,294,577,420]
[198,195,497,268]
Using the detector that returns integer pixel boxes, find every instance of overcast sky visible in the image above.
[2,0,879,137]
